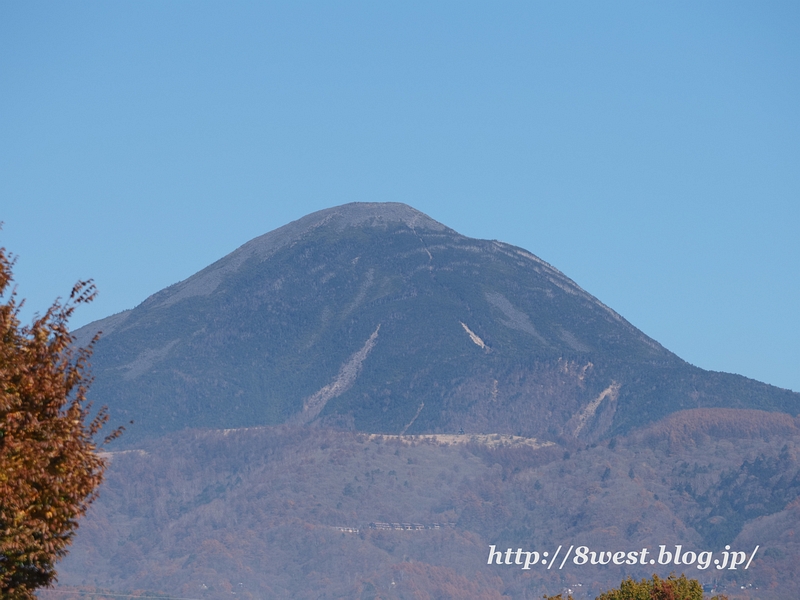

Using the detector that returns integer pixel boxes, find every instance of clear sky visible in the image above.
[2,2,798,392]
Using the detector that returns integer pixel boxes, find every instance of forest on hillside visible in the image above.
[45,408,800,599]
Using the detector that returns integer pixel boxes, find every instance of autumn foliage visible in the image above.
[594,574,727,600]
[543,573,729,599]
[0,245,119,598]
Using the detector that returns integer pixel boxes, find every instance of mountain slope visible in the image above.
[52,411,800,599]
[76,202,799,443]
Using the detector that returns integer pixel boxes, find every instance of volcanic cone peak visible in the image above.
[143,203,451,309]
[76,202,800,443]
[242,202,452,258]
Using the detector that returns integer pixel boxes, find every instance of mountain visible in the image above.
[77,202,798,444]
[54,203,800,599]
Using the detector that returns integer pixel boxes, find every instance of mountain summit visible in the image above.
[140,202,452,311]
[78,202,798,443]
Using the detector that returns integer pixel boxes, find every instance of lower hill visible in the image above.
[51,408,800,599]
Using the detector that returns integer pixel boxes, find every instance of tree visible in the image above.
[543,574,730,600]
[594,573,727,600]
[0,244,121,599]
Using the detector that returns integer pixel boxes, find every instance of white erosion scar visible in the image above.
[300,324,381,422]
[572,382,621,436]
[460,321,487,349]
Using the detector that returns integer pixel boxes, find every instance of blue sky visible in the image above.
[2,2,798,392]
